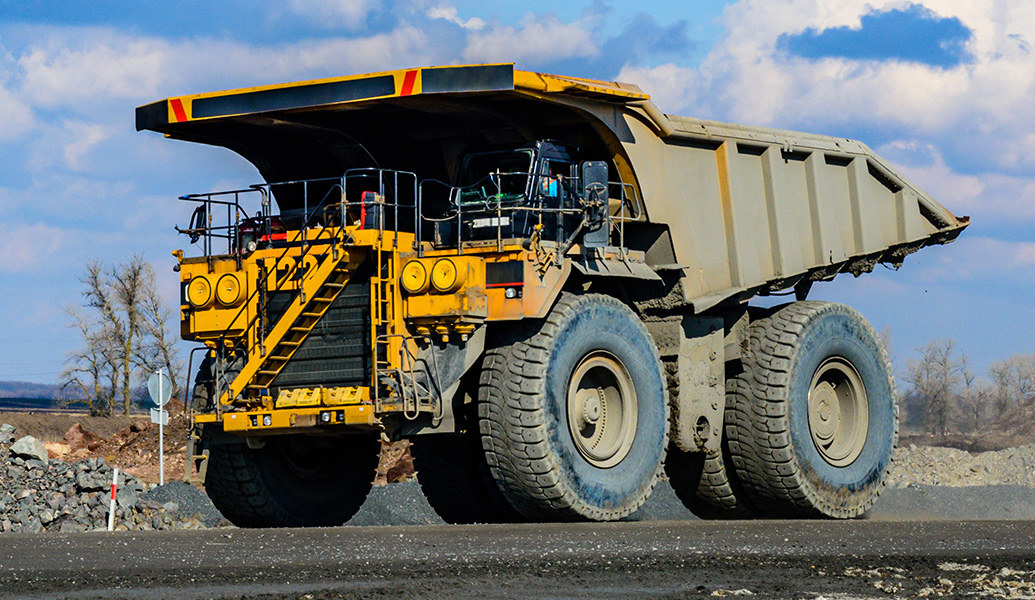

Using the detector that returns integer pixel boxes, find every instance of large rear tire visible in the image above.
[727,301,897,518]
[204,433,380,528]
[478,293,668,521]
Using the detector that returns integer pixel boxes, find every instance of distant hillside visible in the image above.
[0,397,57,410]
[0,380,68,400]
[0,380,159,412]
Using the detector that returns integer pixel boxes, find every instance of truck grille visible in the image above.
[266,279,371,390]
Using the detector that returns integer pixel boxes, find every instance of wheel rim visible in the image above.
[807,357,869,467]
[566,351,638,469]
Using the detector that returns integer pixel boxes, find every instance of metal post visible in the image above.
[158,370,165,487]
[107,468,119,531]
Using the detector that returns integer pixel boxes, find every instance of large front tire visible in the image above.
[204,433,380,528]
[728,301,897,518]
[478,293,668,521]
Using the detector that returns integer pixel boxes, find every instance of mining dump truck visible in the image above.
[137,64,967,526]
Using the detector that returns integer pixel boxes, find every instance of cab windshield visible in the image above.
[459,149,534,201]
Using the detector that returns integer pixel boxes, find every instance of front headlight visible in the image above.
[400,261,429,294]
[186,276,213,308]
[215,274,242,306]
[431,258,466,293]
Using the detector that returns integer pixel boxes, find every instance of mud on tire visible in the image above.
[478,292,668,521]
[727,301,898,518]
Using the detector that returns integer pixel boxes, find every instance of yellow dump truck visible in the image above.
[137,64,967,526]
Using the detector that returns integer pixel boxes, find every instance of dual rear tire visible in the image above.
[667,301,897,519]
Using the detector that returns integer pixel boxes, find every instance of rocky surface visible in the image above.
[886,443,1035,488]
[5,417,1035,534]
[0,424,219,533]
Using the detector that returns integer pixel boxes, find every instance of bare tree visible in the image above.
[63,256,182,415]
[988,353,1035,417]
[955,355,991,433]
[134,263,184,403]
[905,339,963,435]
[61,307,117,416]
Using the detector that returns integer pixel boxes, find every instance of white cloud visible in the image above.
[426,5,485,30]
[0,222,67,273]
[18,35,168,107]
[286,0,382,30]
[616,63,699,115]
[0,84,34,140]
[61,121,111,172]
[462,14,598,64]
[917,236,1035,285]
[618,1,1035,172]
[10,26,433,111]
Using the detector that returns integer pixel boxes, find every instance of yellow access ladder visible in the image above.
[221,247,361,404]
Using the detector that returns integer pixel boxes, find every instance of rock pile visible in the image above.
[0,423,220,533]
[886,443,1035,488]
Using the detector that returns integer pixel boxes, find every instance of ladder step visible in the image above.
[300,312,322,318]
[268,355,290,361]
[289,327,311,333]
[258,370,280,376]
[311,298,333,303]
[278,340,301,347]
[323,282,345,289]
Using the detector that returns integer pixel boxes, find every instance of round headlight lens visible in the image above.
[400,261,429,295]
[215,274,242,306]
[186,276,212,308]
[431,258,465,293]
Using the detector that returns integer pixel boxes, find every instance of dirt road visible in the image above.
[1,520,1033,599]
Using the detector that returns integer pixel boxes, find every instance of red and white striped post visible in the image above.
[107,467,119,531]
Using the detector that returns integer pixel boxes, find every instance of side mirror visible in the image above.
[580,161,609,248]
[188,205,207,244]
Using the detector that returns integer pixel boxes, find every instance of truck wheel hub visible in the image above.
[567,352,638,469]
[808,357,869,468]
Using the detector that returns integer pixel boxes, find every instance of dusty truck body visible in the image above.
[137,64,967,525]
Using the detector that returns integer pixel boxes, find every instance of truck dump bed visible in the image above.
[621,112,967,310]
[137,64,967,312]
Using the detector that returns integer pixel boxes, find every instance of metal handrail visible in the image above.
[178,165,637,406]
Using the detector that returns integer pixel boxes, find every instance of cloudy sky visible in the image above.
[0,0,1031,386]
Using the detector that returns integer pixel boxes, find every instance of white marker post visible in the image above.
[107,467,119,531]
[148,369,173,486]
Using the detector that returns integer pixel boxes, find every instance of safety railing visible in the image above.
[176,169,417,405]
[417,169,641,256]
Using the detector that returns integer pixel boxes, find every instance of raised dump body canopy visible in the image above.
[138,63,967,312]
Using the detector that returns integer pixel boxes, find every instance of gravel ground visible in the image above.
[8,414,1035,531]
[140,481,228,528]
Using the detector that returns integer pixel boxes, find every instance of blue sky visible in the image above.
[0,0,1031,387]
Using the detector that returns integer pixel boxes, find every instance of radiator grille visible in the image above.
[267,279,371,390]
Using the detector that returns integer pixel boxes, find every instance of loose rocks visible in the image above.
[0,423,15,446]
[0,426,219,533]
[64,423,102,452]
[886,444,1035,488]
[9,436,48,464]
